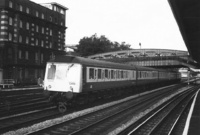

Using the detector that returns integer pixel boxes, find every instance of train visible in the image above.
[43,55,181,112]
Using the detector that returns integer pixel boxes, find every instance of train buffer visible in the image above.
[0,79,14,89]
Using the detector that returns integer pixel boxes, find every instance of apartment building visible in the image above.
[0,0,68,85]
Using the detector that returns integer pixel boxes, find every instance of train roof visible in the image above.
[48,55,162,71]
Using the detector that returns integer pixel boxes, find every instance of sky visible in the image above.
[31,0,187,51]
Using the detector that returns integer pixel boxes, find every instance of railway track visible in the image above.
[13,84,189,135]
[0,98,55,116]
[0,88,60,133]
[0,88,44,109]
[0,88,49,113]
[0,106,59,134]
[118,85,200,135]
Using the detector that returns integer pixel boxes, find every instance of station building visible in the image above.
[0,0,68,85]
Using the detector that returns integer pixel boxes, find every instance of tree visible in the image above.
[75,34,131,56]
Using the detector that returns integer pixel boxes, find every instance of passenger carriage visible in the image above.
[43,55,181,112]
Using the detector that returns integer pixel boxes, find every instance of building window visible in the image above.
[45,41,48,48]
[9,17,13,25]
[60,9,65,14]
[41,40,44,47]
[49,16,52,21]
[8,33,12,41]
[1,15,7,19]
[8,48,12,59]
[18,50,22,59]
[1,20,8,24]
[9,1,13,8]
[1,32,7,35]
[36,39,38,45]
[50,42,52,48]
[46,27,49,35]
[26,37,29,44]
[19,20,23,28]
[26,22,29,30]
[41,13,44,19]
[60,33,64,39]
[36,25,39,32]
[36,11,39,17]
[41,53,43,63]
[55,18,58,24]
[19,35,22,42]
[31,27,34,32]
[35,52,38,63]
[19,5,23,11]
[41,27,44,34]
[25,51,29,60]
[26,7,30,14]
[1,26,7,30]
[50,29,52,36]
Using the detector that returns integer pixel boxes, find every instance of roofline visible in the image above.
[48,55,157,71]
[50,2,68,10]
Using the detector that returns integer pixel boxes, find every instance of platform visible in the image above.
[184,86,200,135]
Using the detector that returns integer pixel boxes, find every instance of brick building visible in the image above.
[0,0,68,85]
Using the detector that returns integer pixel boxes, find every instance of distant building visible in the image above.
[65,44,77,52]
[0,0,68,84]
[65,44,80,56]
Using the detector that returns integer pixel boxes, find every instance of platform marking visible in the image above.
[183,89,200,135]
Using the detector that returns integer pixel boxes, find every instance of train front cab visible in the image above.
[43,62,83,101]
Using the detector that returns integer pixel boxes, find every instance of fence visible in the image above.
[0,79,14,89]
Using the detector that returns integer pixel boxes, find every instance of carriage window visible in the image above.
[98,69,102,79]
[113,70,116,79]
[125,71,128,78]
[111,70,114,79]
[105,69,108,79]
[123,71,127,78]
[118,71,121,79]
[47,64,56,79]
[138,71,141,78]
[116,70,118,79]
[121,71,124,78]
[94,69,97,79]
[102,69,105,79]
[89,68,94,79]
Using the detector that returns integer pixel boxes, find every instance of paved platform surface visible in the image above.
[186,85,200,135]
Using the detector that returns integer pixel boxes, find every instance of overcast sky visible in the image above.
[31,0,187,51]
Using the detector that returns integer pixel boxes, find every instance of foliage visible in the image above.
[75,34,131,56]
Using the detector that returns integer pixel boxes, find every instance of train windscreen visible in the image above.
[47,64,56,79]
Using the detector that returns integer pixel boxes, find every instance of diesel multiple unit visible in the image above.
[43,55,181,112]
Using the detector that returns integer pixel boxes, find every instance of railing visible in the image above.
[0,79,14,89]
